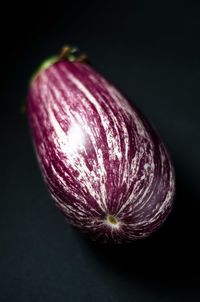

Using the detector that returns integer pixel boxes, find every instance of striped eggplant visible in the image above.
[27,46,175,244]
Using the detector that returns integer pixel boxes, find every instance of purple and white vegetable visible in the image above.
[27,46,175,244]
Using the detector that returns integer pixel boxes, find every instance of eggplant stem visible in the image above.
[57,45,71,61]
[22,45,89,114]
[58,45,89,64]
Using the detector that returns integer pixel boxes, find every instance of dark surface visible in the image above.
[1,1,200,301]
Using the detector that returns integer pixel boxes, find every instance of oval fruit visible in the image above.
[27,47,175,243]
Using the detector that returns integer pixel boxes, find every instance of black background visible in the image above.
[1,1,200,301]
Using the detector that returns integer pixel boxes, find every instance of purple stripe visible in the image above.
[28,60,175,243]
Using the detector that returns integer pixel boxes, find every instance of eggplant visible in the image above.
[27,46,175,243]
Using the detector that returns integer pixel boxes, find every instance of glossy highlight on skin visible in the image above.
[28,60,175,244]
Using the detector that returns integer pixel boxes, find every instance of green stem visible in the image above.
[22,45,88,114]
[31,45,88,83]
